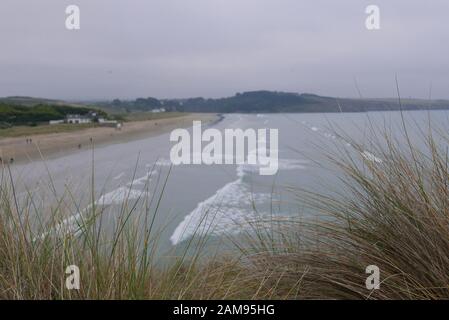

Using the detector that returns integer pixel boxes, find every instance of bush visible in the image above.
[0,103,107,125]
[0,122,12,129]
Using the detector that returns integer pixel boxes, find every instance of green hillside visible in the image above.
[105,91,449,113]
[0,103,106,127]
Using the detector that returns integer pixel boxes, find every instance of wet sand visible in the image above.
[0,113,218,164]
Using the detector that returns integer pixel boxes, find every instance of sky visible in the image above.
[0,0,448,100]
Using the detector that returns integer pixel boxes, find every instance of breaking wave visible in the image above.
[170,158,308,245]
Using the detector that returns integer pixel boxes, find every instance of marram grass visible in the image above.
[1,119,449,300]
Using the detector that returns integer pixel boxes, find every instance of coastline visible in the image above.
[0,113,219,164]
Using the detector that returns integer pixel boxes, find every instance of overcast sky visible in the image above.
[0,0,448,100]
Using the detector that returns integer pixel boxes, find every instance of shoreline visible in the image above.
[0,113,219,164]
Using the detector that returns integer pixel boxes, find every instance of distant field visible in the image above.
[0,123,95,138]
[0,112,190,138]
[0,96,70,106]
[122,111,189,122]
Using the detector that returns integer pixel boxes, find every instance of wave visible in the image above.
[170,157,308,245]
[305,123,383,164]
[40,171,155,240]
[361,151,383,163]
[169,173,271,245]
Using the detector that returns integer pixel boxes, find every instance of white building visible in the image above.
[49,111,115,125]
[66,115,92,124]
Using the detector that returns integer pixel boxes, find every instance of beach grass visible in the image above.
[1,113,449,299]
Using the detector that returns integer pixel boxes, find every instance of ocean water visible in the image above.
[10,110,449,255]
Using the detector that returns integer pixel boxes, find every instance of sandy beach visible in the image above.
[0,113,218,164]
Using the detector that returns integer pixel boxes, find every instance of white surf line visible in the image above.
[361,151,383,163]
[284,115,383,164]
[170,159,308,246]
[113,172,125,180]
[128,167,161,186]
[154,158,173,167]
[35,206,90,241]
[170,146,253,245]
[170,142,308,245]
[305,123,383,164]
[36,173,155,241]
[170,163,280,245]
[169,175,243,245]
